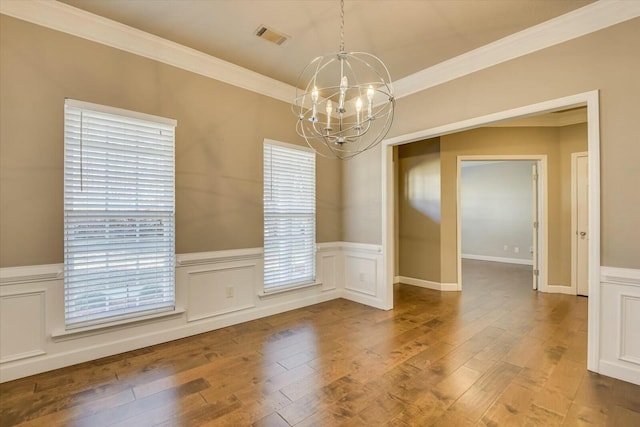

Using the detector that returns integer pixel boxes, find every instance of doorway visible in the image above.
[457,158,544,291]
[382,91,601,372]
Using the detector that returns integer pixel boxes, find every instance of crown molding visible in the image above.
[0,0,295,104]
[1,1,639,104]
[393,0,640,99]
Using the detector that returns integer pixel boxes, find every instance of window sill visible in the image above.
[51,308,185,341]
[258,282,321,298]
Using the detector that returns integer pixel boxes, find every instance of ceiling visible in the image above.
[59,0,595,87]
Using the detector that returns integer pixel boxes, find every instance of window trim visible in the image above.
[65,98,176,128]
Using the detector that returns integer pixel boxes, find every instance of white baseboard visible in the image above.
[397,276,459,292]
[599,360,640,386]
[342,289,388,310]
[462,253,533,266]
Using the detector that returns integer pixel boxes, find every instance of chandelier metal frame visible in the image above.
[292,0,395,160]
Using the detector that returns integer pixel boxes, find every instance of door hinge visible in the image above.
[533,221,538,229]
[533,269,539,276]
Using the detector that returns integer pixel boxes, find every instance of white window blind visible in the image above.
[263,140,316,291]
[64,99,176,328]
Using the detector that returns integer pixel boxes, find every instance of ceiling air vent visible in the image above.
[255,25,289,45]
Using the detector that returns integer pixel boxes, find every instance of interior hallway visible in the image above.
[1,260,639,426]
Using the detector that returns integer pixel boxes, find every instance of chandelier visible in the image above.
[293,0,395,160]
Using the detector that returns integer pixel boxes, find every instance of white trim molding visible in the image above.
[0,0,294,104]
[2,1,638,104]
[393,0,640,99]
[176,248,262,266]
[0,264,62,286]
[601,266,640,286]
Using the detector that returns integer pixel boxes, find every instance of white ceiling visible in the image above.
[58,0,595,87]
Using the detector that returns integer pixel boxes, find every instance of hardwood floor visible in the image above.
[1,259,639,426]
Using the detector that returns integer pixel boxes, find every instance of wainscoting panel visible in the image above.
[187,264,257,322]
[1,255,639,388]
[319,255,338,292]
[620,295,640,364]
[345,256,377,296]
[342,243,385,309]
[599,267,640,385]
[0,243,345,382]
[0,290,46,363]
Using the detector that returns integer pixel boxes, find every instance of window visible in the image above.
[263,140,316,292]
[64,99,176,328]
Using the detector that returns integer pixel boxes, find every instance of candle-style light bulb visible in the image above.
[366,85,374,118]
[310,86,319,121]
[338,76,348,111]
[355,97,363,128]
[325,99,333,130]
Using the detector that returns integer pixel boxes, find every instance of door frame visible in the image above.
[456,156,547,292]
[572,151,589,295]
[381,90,601,373]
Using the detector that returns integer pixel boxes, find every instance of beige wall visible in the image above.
[0,16,342,267]
[344,18,640,272]
[397,138,441,282]
[342,146,380,244]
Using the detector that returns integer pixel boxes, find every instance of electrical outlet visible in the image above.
[359,273,365,282]
[503,245,508,251]
[225,286,234,298]
[514,247,520,254]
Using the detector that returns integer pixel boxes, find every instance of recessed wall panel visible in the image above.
[187,265,256,322]
[320,255,337,291]
[621,295,640,364]
[0,292,46,362]
[345,255,377,296]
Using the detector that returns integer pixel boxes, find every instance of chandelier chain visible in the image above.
[339,0,345,52]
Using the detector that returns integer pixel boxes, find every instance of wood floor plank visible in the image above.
[562,402,609,426]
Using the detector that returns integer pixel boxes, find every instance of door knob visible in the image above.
[580,231,587,237]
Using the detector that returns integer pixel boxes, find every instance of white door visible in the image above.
[532,163,539,290]
[574,154,589,296]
